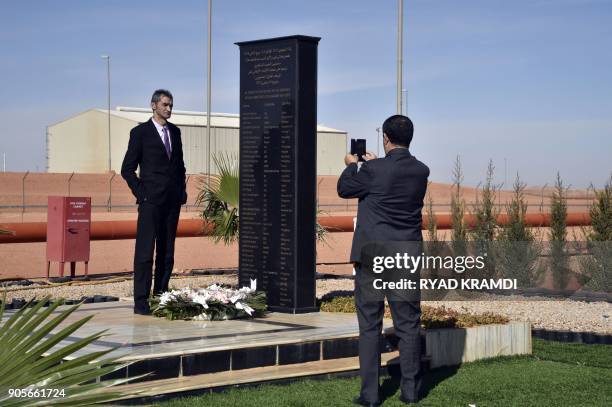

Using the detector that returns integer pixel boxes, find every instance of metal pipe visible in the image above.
[0,213,592,244]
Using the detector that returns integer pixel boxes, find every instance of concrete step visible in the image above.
[106,351,431,403]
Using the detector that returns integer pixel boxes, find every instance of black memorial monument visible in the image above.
[236,35,320,313]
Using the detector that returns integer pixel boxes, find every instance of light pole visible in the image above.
[396,0,404,114]
[401,88,408,116]
[376,127,381,157]
[206,0,212,187]
[101,55,111,172]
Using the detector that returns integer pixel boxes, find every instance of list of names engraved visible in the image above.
[239,43,296,307]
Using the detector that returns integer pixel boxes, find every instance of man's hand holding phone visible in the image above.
[344,151,377,166]
[344,153,359,166]
[363,152,377,161]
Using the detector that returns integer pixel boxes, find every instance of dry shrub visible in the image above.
[319,296,509,329]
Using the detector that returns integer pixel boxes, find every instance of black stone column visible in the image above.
[236,35,320,313]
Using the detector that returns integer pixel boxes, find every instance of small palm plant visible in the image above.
[196,153,240,245]
[315,209,330,246]
[0,293,139,406]
[196,153,328,245]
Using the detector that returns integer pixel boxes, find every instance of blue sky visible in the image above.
[1,0,610,187]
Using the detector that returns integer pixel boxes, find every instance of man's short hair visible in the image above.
[382,115,413,147]
[151,89,173,104]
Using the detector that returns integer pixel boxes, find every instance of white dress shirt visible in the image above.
[151,117,172,150]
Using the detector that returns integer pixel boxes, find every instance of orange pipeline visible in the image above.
[0,213,591,244]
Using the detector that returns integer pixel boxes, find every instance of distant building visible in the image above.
[47,107,348,175]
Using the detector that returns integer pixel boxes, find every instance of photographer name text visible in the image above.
[373,278,518,290]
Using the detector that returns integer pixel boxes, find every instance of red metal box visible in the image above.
[46,196,91,278]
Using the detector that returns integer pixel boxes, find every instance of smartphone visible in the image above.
[350,138,367,162]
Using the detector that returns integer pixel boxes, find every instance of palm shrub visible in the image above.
[0,294,139,406]
[197,153,328,245]
[549,172,571,290]
[496,174,542,288]
[196,153,240,245]
[580,174,612,292]
[315,209,330,246]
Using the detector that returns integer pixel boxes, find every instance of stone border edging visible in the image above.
[2,295,120,310]
[532,328,612,344]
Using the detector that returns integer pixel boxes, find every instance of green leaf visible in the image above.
[0,299,143,405]
[0,299,66,366]
[0,297,55,346]
[9,331,110,388]
[0,309,96,380]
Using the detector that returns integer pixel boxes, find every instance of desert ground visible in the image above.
[0,172,594,280]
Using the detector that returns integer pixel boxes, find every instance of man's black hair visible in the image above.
[151,89,173,104]
[382,115,413,147]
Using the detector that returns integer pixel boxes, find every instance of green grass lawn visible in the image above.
[157,339,612,407]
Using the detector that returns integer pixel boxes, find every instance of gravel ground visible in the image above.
[425,298,612,334]
[3,275,611,334]
[1,275,238,303]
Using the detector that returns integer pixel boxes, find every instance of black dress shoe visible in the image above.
[399,394,419,404]
[133,306,151,315]
[352,396,381,407]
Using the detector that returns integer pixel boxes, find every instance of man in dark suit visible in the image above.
[338,115,429,406]
[121,89,187,315]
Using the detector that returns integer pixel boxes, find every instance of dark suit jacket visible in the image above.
[121,119,187,206]
[337,148,429,263]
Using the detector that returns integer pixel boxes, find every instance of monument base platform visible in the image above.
[18,300,397,384]
[3,300,531,402]
[268,305,320,314]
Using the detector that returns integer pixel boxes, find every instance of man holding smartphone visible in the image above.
[338,115,430,406]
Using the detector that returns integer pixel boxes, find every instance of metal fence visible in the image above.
[0,172,598,215]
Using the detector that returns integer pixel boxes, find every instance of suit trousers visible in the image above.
[354,263,422,403]
[133,201,181,309]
